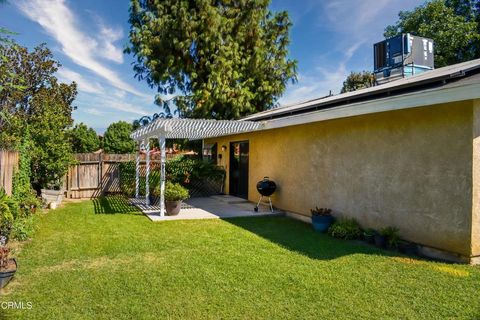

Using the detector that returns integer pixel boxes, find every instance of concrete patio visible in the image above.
[130,195,283,221]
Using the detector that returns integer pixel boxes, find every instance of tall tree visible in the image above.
[103,121,136,154]
[341,71,375,93]
[384,0,480,67]
[68,123,101,153]
[126,0,297,120]
[0,43,77,189]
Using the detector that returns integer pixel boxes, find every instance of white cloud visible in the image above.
[76,95,150,117]
[98,24,124,63]
[16,0,146,97]
[279,63,348,106]
[57,67,104,94]
[84,108,105,116]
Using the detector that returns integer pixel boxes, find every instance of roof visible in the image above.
[130,118,262,141]
[243,58,480,121]
[130,59,480,142]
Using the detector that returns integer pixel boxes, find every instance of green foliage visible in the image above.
[0,188,19,238]
[0,43,76,189]
[164,181,189,201]
[12,128,38,208]
[380,226,401,248]
[166,156,225,183]
[328,218,362,240]
[103,121,136,154]
[340,71,375,93]
[10,215,36,241]
[127,0,297,119]
[119,156,225,197]
[68,123,100,153]
[384,0,480,68]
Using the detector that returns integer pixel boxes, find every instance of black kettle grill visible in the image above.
[254,177,277,213]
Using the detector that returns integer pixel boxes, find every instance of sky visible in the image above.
[0,0,424,133]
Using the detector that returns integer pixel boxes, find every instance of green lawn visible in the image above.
[1,197,479,319]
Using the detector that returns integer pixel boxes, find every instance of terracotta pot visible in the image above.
[165,200,182,216]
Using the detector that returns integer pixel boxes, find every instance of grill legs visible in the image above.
[254,196,274,213]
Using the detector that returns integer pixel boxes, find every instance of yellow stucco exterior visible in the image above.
[206,100,480,260]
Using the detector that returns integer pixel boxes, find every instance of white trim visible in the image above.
[131,118,262,141]
[263,82,480,130]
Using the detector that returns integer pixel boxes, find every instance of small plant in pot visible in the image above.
[149,186,160,205]
[381,226,400,249]
[310,207,333,233]
[363,228,377,244]
[0,236,16,289]
[164,182,189,216]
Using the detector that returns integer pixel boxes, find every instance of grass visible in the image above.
[1,196,480,319]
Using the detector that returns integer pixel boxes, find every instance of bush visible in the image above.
[0,189,19,238]
[328,218,362,240]
[10,215,36,241]
[164,181,189,201]
[119,156,225,197]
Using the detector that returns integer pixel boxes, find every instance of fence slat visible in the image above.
[65,153,172,199]
[0,150,19,196]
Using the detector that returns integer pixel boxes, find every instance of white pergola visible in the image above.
[130,118,263,216]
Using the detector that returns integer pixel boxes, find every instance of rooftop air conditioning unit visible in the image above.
[374,33,434,84]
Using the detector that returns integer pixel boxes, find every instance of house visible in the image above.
[201,59,480,264]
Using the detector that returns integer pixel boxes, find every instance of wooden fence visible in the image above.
[0,150,19,196]
[65,153,172,199]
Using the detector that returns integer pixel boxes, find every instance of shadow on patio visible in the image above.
[225,215,393,261]
[93,195,142,215]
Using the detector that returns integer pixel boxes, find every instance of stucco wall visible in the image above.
[207,101,476,257]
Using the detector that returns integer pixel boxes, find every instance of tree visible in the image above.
[385,0,480,67]
[341,71,375,93]
[126,0,297,120]
[29,81,76,190]
[0,43,77,189]
[103,121,136,154]
[69,123,101,153]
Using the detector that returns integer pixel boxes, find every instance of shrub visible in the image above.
[164,181,189,201]
[0,189,19,238]
[328,218,362,240]
[10,215,36,241]
[119,156,225,197]
[380,226,400,248]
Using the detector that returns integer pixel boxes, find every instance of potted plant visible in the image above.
[0,237,16,289]
[164,182,189,216]
[41,177,65,208]
[310,207,334,233]
[363,228,377,244]
[381,226,400,249]
[374,231,386,248]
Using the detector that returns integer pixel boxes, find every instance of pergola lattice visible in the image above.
[130,118,263,216]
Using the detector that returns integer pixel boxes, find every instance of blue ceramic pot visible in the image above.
[311,215,334,233]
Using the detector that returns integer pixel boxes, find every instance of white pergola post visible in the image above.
[135,141,142,199]
[159,134,166,217]
[145,139,150,206]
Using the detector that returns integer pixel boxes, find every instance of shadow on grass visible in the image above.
[225,216,392,261]
[93,195,142,215]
